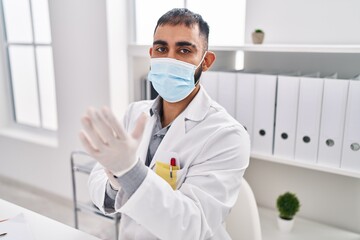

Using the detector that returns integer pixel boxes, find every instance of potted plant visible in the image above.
[252,29,265,44]
[276,191,300,232]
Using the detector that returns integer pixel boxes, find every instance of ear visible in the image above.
[201,51,216,72]
[149,47,153,56]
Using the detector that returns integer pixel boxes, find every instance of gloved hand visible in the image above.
[79,106,148,176]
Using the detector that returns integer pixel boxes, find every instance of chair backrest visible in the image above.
[226,178,262,240]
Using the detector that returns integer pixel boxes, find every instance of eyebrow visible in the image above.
[153,40,167,46]
[153,40,197,50]
[176,41,197,49]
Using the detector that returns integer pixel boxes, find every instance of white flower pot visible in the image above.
[277,217,295,233]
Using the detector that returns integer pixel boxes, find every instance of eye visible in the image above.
[179,48,191,54]
[155,47,167,53]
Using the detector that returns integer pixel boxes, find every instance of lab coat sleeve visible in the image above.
[88,162,113,214]
[88,162,130,215]
[117,125,250,240]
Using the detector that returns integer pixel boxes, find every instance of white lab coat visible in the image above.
[88,85,250,240]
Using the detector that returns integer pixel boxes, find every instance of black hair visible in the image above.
[154,8,210,50]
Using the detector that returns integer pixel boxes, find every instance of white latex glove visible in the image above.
[79,106,148,176]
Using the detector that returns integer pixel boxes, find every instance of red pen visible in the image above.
[170,158,176,178]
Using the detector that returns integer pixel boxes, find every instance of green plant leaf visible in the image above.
[276,192,300,219]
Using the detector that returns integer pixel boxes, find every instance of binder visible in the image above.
[217,72,237,117]
[273,75,300,159]
[201,71,219,101]
[236,72,255,140]
[252,74,277,155]
[340,80,360,171]
[317,78,349,168]
[294,77,324,163]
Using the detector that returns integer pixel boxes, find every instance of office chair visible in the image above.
[70,150,120,239]
[226,178,262,240]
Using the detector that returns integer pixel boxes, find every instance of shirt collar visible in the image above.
[148,84,212,122]
[149,96,163,117]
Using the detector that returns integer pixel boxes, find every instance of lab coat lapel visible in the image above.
[147,86,212,169]
[137,114,156,164]
[149,111,186,169]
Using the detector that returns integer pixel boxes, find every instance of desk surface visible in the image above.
[0,199,101,240]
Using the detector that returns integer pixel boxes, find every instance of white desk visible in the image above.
[0,199,101,240]
[259,207,360,240]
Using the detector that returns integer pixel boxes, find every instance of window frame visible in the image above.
[0,0,57,132]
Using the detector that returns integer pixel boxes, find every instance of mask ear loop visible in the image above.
[196,51,208,69]
[195,51,208,86]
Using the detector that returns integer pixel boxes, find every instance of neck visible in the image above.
[161,85,200,127]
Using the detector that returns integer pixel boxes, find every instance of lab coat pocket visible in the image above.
[155,161,180,190]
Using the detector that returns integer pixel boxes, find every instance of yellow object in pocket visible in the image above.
[155,161,179,190]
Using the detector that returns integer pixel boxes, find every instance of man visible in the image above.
[80,8,250,240]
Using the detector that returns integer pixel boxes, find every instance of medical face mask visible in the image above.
[147,53,206,103]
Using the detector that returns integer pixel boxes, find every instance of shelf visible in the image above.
[251,153,360,179]
[211,44,360,53]
[128,44,360,55]
[259,207,360,240]
[241,44,360,53]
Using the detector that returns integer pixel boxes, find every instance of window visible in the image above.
[0,0,57,131]
[134,0,184,45]
[134,0,247,46]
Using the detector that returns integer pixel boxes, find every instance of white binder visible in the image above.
[273,75,300,159]
[236,72,256,140]
[340,80,360,171]
[294,77,324,163]
[317,78,349,168]
[217,72,237,117]
[252,74,277,155]
[201,71,219,101]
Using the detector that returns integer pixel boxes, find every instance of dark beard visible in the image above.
[194,67,203,85]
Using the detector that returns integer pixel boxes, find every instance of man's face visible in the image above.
[150,23,206,68]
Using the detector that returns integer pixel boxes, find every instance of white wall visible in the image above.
[0,0,122,201]
[245,0,360,44]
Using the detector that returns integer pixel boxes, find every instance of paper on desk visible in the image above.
[0,213,35,240]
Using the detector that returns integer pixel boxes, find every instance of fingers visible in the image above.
[87,108,114,144]
[132,112,148,141]
[101,106,128,140]
[79,130,99,155]
[80,116,105,150]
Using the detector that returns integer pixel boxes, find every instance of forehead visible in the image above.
[153,24,203,47]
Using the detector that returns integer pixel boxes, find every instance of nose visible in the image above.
[167,49,177,59]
